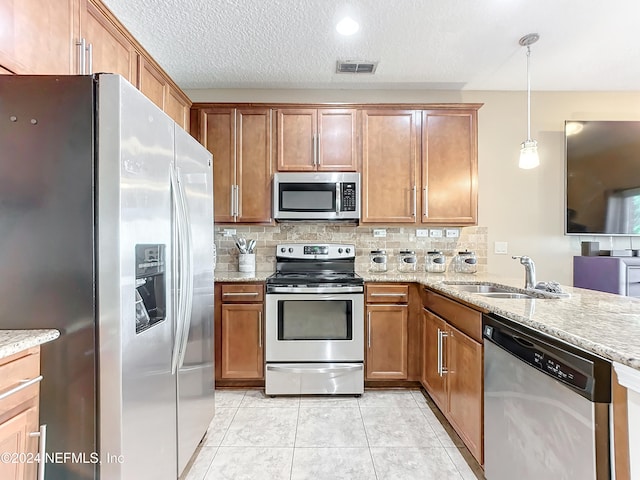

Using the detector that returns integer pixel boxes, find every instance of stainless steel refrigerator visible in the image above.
[0,74,215,479]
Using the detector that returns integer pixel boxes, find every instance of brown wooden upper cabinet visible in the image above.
[276,108,358,171]
[194,107,273,224]
[0,0,191,130]
[361,110,420,223]
[361,107,479,225]
[0,0,75,74]
[79,0,136,82]
[421,110,478,225]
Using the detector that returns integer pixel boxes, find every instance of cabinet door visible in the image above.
[276,109,317,171]
[421,309,447,411]
[317,109,357,171]
[237,108,273,223]
[165,85,191,131]
[221,303,264,379]
[0,0,74,74]
[199,108,236,223]
[421,110,477,224]
[366,304,408,379]
[361,110,419,223]
[137,53,166,110]
[79,0,135,82]
[447,324,483,463]
[0,404,39,480]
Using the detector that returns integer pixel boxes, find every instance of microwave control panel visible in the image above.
[341,182,357,211]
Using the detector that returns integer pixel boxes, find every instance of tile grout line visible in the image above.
[357,393,380,480]
[289,395,301,480]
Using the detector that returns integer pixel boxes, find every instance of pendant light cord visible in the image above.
[526,45,531,142]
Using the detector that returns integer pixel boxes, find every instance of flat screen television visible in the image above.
[565,120,640,235]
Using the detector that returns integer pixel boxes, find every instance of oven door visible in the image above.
[265,291,364,362]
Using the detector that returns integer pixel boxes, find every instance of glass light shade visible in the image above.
[519,140,539,169]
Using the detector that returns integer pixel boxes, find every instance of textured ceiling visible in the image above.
[101,0,640,91]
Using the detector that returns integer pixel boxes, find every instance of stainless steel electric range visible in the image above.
[265,243,364,395]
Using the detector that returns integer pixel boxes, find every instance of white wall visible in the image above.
[187,88,640,285]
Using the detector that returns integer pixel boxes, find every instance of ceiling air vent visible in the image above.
[336,60,378,74]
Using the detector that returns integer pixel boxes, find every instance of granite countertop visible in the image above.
[0,329,60,360]
[215,269,640,371]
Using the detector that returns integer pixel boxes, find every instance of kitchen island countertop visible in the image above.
[0,329,60,360]
[215,269,640,371]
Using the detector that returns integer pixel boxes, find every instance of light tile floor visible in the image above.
[180,389,485,480]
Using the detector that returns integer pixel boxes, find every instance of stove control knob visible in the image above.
[338,248,343,254]
[346,248,351,254]
[280,247,286,253]
[288,248,294,253]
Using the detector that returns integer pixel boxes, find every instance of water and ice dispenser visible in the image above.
[135,244,166,333]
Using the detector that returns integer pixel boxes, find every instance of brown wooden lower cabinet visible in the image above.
[365,283,410,380]
[0,347,41,480]
[366,304,408,379]
[221,303,264,379]
[422,307,483,464]
[216,283,265,383]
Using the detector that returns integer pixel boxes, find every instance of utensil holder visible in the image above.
[239,253,255,273]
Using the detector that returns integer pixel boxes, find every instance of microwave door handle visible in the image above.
[336,183,341,214]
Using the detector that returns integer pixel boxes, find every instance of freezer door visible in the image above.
[97,74,177,480]
[174,125,215,475]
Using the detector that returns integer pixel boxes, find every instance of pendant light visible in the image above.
[519,33,540,169]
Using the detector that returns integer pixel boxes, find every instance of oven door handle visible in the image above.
[266,364,363,374]
[266,286,364,294]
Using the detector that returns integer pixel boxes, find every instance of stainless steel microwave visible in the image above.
[273,172,360,221]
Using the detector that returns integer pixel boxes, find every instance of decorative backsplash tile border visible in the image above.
[215,224,488,274]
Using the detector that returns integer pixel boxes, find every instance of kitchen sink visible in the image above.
[442,281,543,299]
[449,284,514,294]
[474,292,536,299]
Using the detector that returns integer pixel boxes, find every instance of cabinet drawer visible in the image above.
[221,283,264,302]
[366,284,409,304]
[0,349,40,417]
[424,289,482,342]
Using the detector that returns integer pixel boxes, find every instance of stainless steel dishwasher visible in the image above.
[483,313,612,480]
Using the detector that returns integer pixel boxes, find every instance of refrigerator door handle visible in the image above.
[170,164,187,375]
[176,166,195,370]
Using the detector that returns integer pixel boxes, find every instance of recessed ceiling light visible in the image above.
[336,17,359,36]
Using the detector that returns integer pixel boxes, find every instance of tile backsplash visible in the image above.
[215,224,488,274]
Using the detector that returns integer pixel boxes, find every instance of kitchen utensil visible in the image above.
[247,239,256,253]
[234,235,247,253]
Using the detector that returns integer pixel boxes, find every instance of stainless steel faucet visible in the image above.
[512,255,536,289]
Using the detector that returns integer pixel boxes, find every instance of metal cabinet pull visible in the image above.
[423,187,428,218]
[86,43,93,74]
[222,292,259,296]
[367,311,371,349]
[258,311,263,348]
[30,424,47,480]
[370,293,406,297]
[437,329,442,376]
[0,375,43,401]
[412,185,417,217]
[235,184,241,218]
[312,135,317,166]
[76,38,86,74]
[441,330,449,375]
[230,185,236,217]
